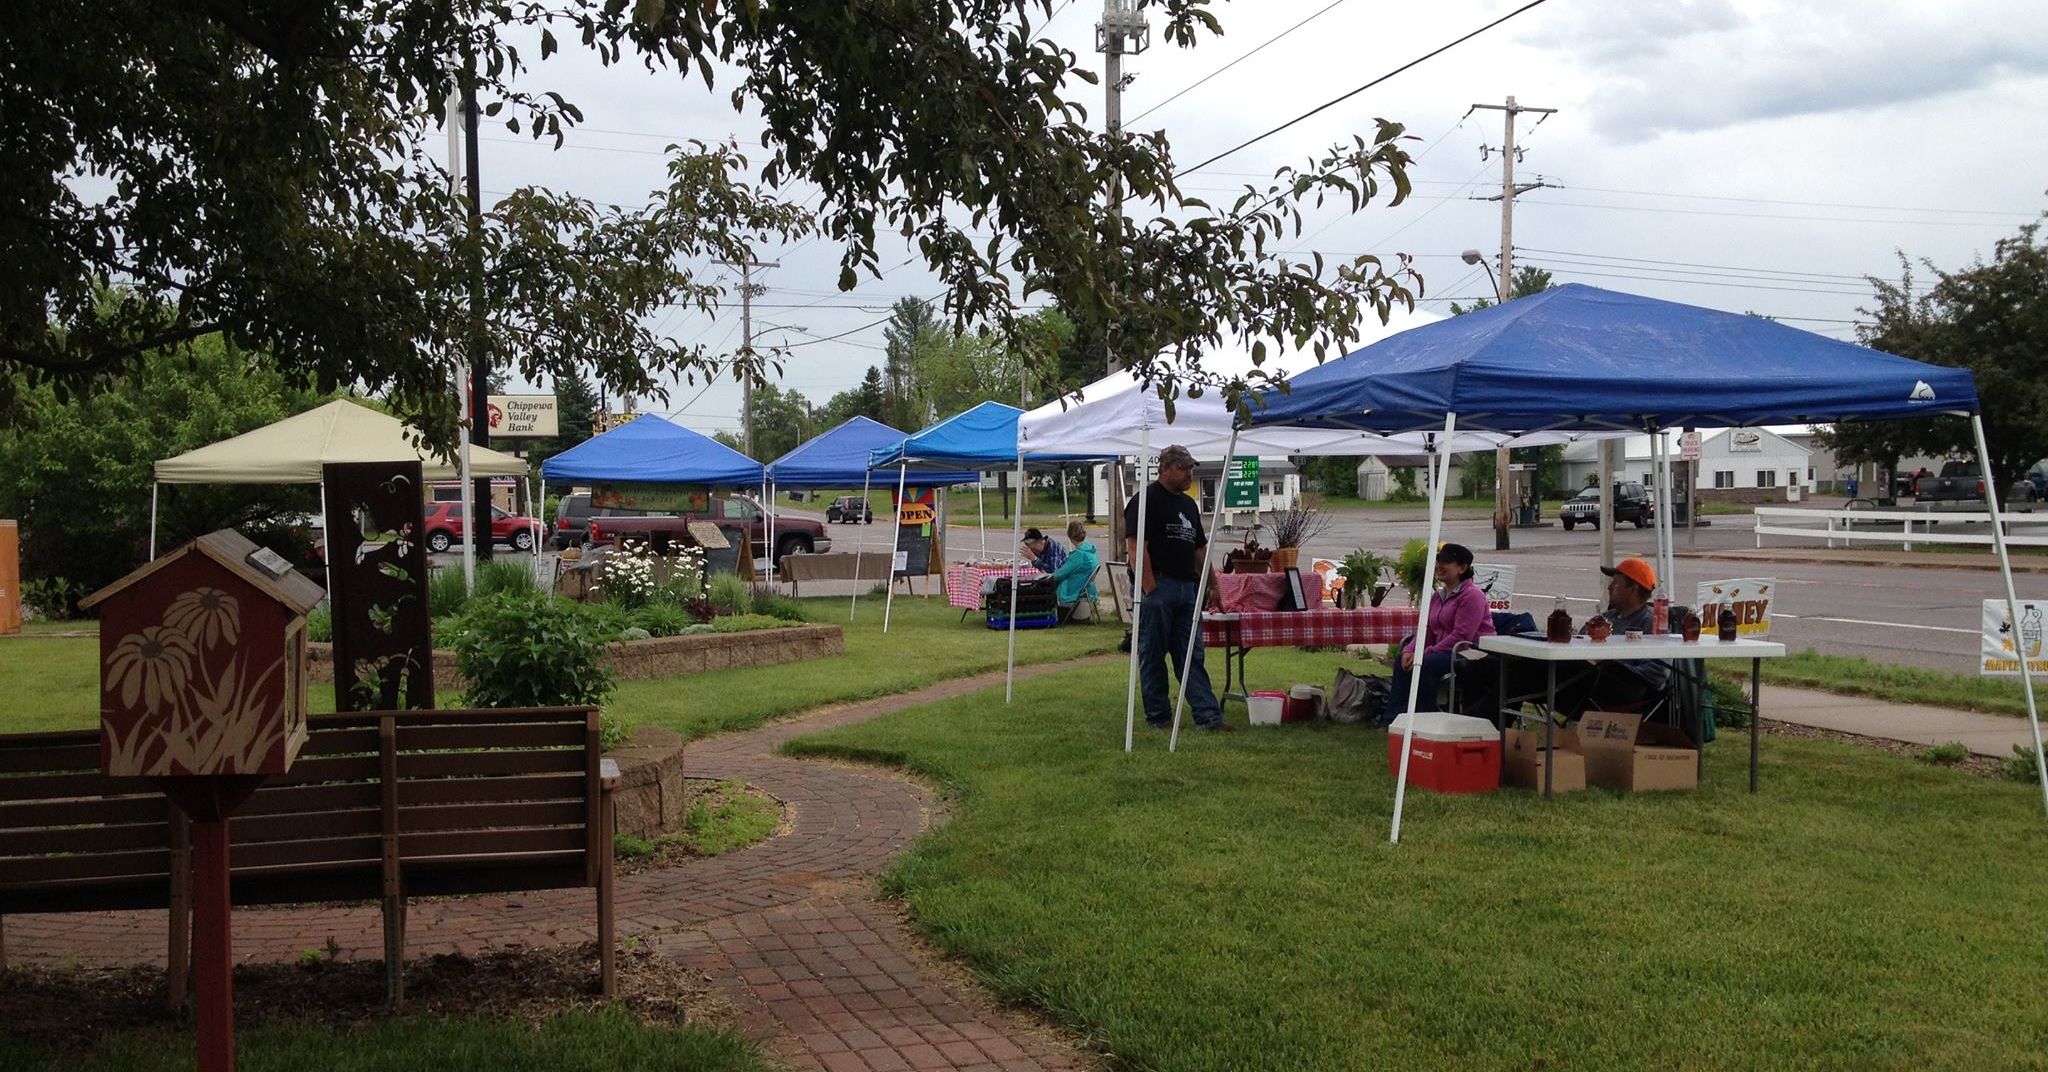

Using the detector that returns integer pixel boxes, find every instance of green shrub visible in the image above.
[708,614,796,634]
[707,573,753,616]
[630,603,694,637]
[306,604,333,643]
[613,833,656,859]
[1395,539,1430,606]
[680,623,715,635]
[574,600,632,643]
[1998,744,2045,783]
[1918,742,1970,765]
[19,576,84,621]
[1707,678,1752,728]
[432,611,472,651]
[450,591,615,710]
[618,626,652,642]
[475,558,539,599]
[752,591,809,623]
[427,567,471,619]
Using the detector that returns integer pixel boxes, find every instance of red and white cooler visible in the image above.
[1386,712,1501,794]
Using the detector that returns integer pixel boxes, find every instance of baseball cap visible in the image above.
[1158,444,1195,469]
[1599,557,1658,592]
[1022,528,1045,542]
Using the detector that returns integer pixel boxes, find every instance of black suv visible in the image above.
[1558,482,1654,530]
[825,495,874,524]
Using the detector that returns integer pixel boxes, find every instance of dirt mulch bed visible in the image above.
[0,942,740,1059]
[1758,717,2008,778]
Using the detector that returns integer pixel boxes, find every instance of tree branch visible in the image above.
[3,323,218,376]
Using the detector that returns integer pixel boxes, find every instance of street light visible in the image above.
[1462,248,1512,550]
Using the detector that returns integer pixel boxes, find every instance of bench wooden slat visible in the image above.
[398,749,583,779]
[402,826,587,859]
[296,728,380,757]
[399,799,587,833]
[238,781,381,818]
[0,741,102,774]
[0,820,168,856]
[395,722,587,752]
[0,771,129,801]
[0,794,167,828]
[1,846,171,884]
[397,772,586,806]
[266,754,381,786]
[231,807,382,844]
[233,834,383,871]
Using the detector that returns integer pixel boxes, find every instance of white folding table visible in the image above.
[1477,633,1789,798]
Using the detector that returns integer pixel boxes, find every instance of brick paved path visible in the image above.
[9,657,1113,1071]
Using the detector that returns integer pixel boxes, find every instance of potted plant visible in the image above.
[1265,495,1329,572]
[1225,528,1271,574]
[1336,549,1393,609]
[1395,538,1431,607]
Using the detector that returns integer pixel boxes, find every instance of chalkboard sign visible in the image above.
[894,524,932,577]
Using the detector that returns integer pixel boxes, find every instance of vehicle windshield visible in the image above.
[1570,489,1599,501]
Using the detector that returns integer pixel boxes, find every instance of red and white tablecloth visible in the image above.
[945,562,1042,611]
[1200,607,1412,649]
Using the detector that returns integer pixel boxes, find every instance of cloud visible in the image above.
[1529,0,2048,140]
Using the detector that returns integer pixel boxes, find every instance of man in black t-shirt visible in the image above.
[1123,444,1227,731]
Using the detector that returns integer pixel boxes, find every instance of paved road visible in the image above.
[815,503,2047,675]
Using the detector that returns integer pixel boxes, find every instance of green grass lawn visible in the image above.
[1724,650,2048,719]
[0,594,1118,739]
[10,1009,765,1072]
[784,651,2048,1072]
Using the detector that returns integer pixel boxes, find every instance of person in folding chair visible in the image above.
[1474,556,1670,720]
[1052,520,1099,622]
[1379,542,1495,726]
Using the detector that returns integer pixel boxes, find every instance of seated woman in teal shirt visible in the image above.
[1052,520,1100,621]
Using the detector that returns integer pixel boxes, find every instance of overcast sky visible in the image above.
[473,0,2048,440]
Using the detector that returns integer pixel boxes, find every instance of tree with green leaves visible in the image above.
[7,0,1417,450]
[0,334,331,606]
[749,382,819,461]
[532,373,602,484]
[819,366,889,429]
[1448,266,1555,316]
[1818,218,2048,493]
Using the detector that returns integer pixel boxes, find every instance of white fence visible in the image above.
[1754,507,2048,551]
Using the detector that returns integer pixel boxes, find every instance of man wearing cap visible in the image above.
[1021,527,1066,575]
[1124,445,1228,732]
[1478,556,1668,719]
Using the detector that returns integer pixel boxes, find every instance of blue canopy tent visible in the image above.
[542,415,764,486]
[1235,284,2040,837]
[765,416,978,620]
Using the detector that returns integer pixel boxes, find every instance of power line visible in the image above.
[1516,246,1873,282]
[1127,0,1354,125]
[1508,197,2029,229]
[1520,263,1874,297]
[1544,184,2031,218]
[1516,247,1874,284]
[1175,0,1556,177]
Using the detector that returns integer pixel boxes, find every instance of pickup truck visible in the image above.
[580,493,830,564]
[1913,461,1986,503]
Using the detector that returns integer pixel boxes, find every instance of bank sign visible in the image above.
[1981,599,2048,676]
[486,394,559,438]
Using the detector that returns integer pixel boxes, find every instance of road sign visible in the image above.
[1224,456,1261,509]
[1680,431,1702,462]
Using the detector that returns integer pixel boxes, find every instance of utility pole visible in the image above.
[1098,0,1149,532]
[1473,95,1557,552]
[719,259,778,457]
[464,78,492,565]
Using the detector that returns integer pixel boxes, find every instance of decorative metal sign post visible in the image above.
[322,462,434,712]
[79,529,323,1072]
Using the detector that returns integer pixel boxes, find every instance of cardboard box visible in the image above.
[1503,727,1586,793]
[1579,712,1699,791]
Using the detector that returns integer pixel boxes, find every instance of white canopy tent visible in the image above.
[150,398,530,560]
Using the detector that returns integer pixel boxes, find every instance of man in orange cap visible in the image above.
[1472,556,1669,719]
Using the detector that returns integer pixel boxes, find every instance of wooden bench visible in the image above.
[777,551,914,596]
[0,706,618,1008]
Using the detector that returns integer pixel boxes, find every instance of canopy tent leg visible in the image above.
[1123,431,1152,752]
[1170,429,1238,751]
[1972,416,2048,815]
[882,465,908,634]
[763,480,775,592]
[150,483,161,561]
[978,478,987,559]
[850,469,872,620]
[1657,428,1677,602]
[1060,465,1070,520]
[1005,454,1026,704]
[1390,413,1460,845]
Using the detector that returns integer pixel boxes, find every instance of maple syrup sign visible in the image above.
[1981,599,2048,677]
[1696,577,1776,639]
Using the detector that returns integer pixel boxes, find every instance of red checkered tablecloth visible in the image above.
[1200,607,1412,649]
[945,562,1042,611]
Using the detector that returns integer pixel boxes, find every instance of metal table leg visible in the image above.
[1544,663,1557,800]
[1750,658,1762,793]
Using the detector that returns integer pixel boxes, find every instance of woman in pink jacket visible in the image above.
[1378,542,1495,725]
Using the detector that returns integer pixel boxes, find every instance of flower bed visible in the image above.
[306,623,843,689]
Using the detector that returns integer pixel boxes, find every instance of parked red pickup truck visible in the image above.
[580,493,830,564]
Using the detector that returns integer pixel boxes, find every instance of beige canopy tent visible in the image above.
[149,398,529,559]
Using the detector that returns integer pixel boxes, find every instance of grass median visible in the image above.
[784,651,2048,1072]
[1727,650,2048,719]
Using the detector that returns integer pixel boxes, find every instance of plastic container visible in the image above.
[1247,691,1286,726]
[1285,684,1324,723]
[1386,712,1502,794]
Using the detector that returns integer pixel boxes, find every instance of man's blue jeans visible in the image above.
[1139,576,1222,728]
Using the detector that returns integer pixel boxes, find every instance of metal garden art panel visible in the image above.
[323,462,434,711]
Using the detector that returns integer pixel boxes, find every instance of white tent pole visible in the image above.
[1390,412,1459,845]
[459,379,475,595]
[1650,428,1670,602]
[1971,415,2048,815]
[150,483,160,561]
[1660,429,1677,601]
[1123,431,1151,751]
[767,479,777,592]
[315,482,326,568]
[977,477,987,559]
[1005,453,1027,703]
[850,469,872,620]
[882,463,908,633]
[1061,465,1070,520]
[1171,429,1238,751]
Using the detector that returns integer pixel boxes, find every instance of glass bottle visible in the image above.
[1717,606,1739,642]
[1652,587,1671,635]
[1681,610,1702,642]
[1546,595,1573,643]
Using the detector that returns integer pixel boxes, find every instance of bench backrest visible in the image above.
[0,707,604,915]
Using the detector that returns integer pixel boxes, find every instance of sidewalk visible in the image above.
[1762,683,2042,756]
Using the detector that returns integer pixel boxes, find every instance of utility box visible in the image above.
[80,529,324,778]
